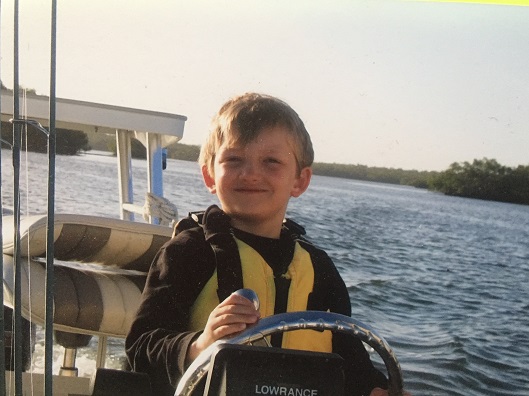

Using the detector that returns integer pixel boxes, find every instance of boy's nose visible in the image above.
[240,161,259,179]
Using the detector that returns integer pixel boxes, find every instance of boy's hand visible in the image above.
[186,292,260,363]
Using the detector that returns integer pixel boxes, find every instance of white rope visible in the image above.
[142,192,179,226]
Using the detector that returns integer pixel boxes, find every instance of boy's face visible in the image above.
[202,125,311,238]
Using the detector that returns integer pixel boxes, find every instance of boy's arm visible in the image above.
[125,229,215,393]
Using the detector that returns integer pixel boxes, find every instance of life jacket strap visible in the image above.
[173,205,243,301]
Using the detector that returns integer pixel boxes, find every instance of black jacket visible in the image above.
[126,205,387,395]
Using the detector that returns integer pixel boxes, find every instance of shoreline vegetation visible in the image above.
[1,123,527,206]
[164,143,528,206]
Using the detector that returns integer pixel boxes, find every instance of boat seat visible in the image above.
[2,214,173,271]
[2,214,173,338]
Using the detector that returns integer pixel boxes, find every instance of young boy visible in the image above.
[126,93,391,395]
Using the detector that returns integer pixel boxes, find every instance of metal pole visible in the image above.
[0,0,6,393]
[45,1,58,394]
[12,0,24,394]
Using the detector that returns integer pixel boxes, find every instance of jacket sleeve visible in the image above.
[125,228,215,395]
[305,243,388,396]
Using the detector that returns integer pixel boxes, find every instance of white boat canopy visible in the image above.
[1,90,186,141]
[1,90,188,223]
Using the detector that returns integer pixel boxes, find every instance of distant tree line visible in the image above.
[163,144,437,188]
[163,145,528,205]
[166,143,201,161]
[313,158,529,205]
[107,139,201,161]
[311,162,435,188]
[1,121,90,155]
[428,158,529,205]
[3,116,527,206]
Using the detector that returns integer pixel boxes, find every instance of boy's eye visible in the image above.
[264,157,281,164]
[224,155,242,163]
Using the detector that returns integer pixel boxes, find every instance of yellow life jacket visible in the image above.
[188,237,333,353]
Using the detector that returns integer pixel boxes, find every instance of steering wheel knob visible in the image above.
[233,288,260,311]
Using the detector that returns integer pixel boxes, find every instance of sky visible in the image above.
[1,0,528,171]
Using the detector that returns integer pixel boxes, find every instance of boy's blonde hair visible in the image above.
[199,93,314,176]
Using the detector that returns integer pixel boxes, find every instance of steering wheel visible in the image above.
[175,310,404,396]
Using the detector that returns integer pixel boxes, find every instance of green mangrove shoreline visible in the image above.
[164,143,529,206]
[2,125,527,206]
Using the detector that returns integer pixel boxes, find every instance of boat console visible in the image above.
[203,344,345,396]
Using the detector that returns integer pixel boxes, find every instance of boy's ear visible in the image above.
[201,165,217,194]
[291,167,312,198]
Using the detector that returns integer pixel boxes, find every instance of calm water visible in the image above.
[2,149,529,395]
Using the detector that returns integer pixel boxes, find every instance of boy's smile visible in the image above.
[202,126,311,238]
